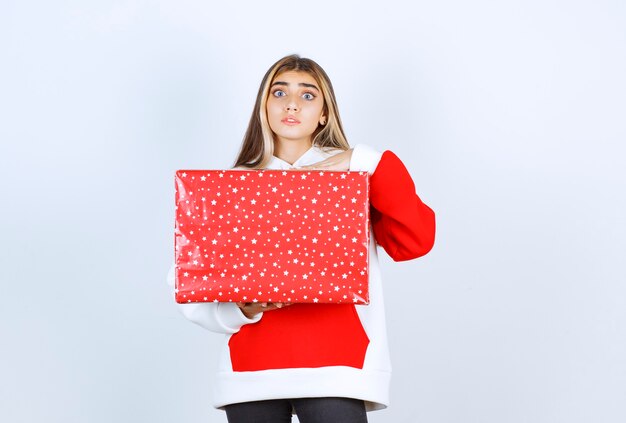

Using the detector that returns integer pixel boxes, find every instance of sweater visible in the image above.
[167,144,435,412]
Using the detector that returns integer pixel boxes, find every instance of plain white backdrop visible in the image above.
[1,1,625,422]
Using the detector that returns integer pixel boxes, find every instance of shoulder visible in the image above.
[312,145,345,158]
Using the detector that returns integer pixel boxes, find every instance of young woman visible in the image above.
[168,54,436,423]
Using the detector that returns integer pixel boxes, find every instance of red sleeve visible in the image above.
[369,151,436,261]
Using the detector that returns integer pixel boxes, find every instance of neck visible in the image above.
[273,139,313,165]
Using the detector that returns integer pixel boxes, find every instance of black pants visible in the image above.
[224,397,368,423]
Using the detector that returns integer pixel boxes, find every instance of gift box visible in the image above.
[174,169,370,304]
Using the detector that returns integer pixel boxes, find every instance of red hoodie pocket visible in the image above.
[228,303,370,371]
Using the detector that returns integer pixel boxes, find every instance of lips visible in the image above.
[281,116,301,125]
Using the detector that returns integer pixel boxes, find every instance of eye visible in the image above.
[272,90,286,97]
[302,92,316,101]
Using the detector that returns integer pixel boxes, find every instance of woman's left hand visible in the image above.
[297,148,353,171]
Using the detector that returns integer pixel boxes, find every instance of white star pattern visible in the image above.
[174,169,369,304]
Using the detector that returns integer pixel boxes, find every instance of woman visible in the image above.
[168,54,436,423]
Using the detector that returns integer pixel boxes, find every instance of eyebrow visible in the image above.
[271,81,320,91]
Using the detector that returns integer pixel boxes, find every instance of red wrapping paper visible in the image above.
[174,169,370,304]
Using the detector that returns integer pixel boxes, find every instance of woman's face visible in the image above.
[266,70,326,147]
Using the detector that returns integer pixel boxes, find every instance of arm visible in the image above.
[350,144,436,261]
[166,265,262,334]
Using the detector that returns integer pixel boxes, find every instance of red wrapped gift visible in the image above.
[174,169,370,304]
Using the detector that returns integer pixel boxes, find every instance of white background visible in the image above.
[1,1,625,422]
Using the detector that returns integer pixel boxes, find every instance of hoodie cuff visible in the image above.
[217,303,262,332]
[349,144,383,174]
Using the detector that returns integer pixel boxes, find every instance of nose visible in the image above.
[285,100,299,112]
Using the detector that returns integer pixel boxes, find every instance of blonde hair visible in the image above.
[234,55,350,169]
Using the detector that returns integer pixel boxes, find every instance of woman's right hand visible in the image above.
[236,302,291,319]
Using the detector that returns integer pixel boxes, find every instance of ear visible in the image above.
[319,115,327,126]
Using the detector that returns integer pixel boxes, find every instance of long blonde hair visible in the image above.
[234,55,350,168]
